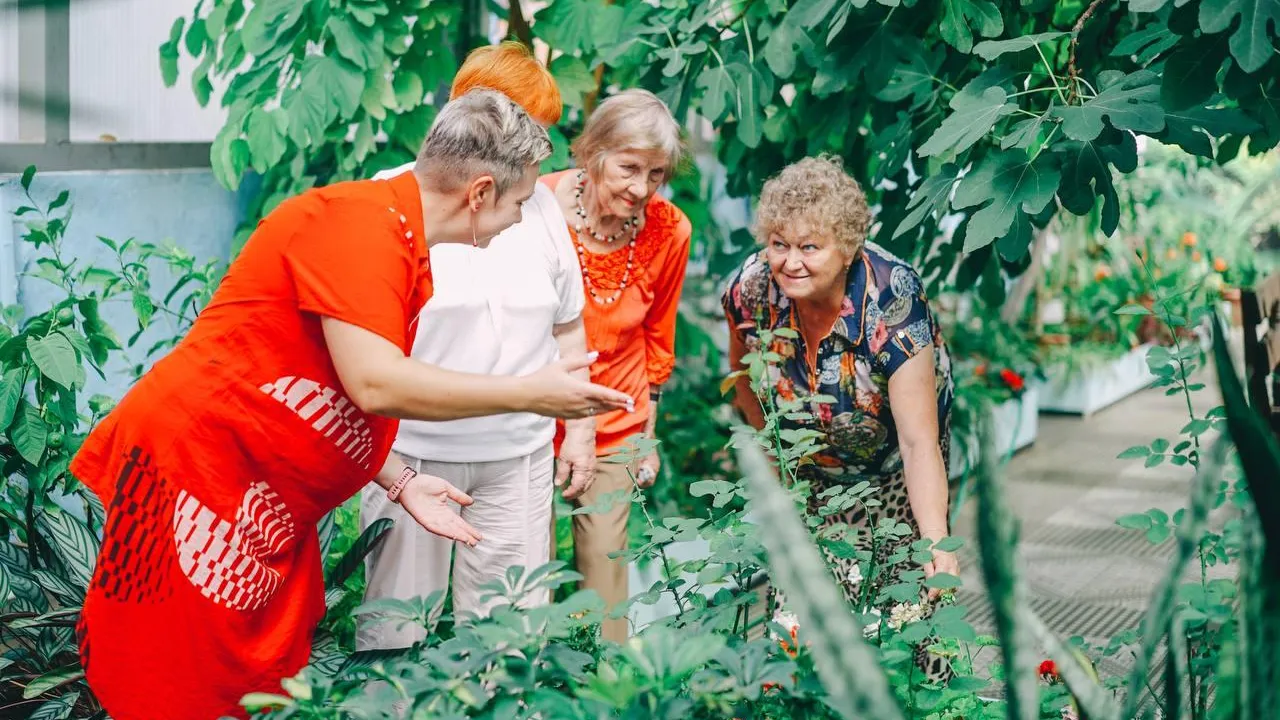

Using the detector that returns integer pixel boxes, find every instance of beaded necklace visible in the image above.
[572,170,641,305]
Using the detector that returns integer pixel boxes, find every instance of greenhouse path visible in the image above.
[950,376,1230,683]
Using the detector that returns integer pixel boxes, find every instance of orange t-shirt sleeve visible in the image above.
[643,209,692,386]
[285,196,416,348]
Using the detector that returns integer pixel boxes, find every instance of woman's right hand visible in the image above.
[522,353,634,419]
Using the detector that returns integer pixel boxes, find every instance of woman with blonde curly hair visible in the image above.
[722,155,956,673]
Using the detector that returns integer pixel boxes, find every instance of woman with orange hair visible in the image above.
[358,42,599,648]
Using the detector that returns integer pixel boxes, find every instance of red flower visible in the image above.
[999,368,1025,393]
[1039,659,1060,682]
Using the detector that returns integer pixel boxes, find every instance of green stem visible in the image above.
[1035,44,1069,106]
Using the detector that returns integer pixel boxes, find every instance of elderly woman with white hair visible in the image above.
[543,89,691,643]
[68,90,633,720]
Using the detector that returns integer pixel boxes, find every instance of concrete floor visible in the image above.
[950,376,1234,684]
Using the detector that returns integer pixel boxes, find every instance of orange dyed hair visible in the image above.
[449,42,563,126]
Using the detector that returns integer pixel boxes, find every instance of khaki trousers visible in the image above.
[357,444,554,651]
[556,457,634,644]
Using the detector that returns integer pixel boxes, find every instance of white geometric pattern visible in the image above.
[173,481,296,611]
[259,375,376,469]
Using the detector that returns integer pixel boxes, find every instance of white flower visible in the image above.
[888,602,926,631]
[771,610,799,640]
[846,564,863,588]
[860,607,882,639]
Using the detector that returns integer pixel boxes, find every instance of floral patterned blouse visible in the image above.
[722,243,954,483]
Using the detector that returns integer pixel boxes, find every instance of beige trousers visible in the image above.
[557,457,635,644]
[357,443,554,651]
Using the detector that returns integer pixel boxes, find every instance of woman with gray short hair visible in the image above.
[69,89,633,720]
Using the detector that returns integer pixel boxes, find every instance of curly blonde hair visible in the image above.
[753,155,872,256]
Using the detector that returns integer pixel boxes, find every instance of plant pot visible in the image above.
[1038,343,1157,416]
[948,386,1040,479]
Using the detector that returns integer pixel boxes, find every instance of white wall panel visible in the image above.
[0,2,21,142]
[69,0,226,142]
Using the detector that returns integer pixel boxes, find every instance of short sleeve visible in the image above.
[720,252,769,340]
[531,184,585,326]
[285,197,417,349]
[872,262,936,378]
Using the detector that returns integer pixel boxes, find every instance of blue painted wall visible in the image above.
[0,169,247,401]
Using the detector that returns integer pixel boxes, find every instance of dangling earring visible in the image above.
[470,209,479,248]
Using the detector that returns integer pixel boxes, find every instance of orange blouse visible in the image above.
[541,171,692,453]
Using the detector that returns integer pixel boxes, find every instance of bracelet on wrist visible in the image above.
[386,466,418,503]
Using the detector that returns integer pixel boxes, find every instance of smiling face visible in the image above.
[468,163,540,247]
[764,223,855,303]
[589,149,669,219]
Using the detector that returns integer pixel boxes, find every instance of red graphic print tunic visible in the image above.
[69,172,432,720]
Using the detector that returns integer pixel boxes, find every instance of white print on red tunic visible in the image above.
[258,375,375,469]
[173,481,296,611]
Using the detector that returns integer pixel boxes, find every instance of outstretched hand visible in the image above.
[398,473,483,546]
[524,353,634,419]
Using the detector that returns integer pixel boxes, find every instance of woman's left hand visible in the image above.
[399,474,484,547]
[636,451,661,489]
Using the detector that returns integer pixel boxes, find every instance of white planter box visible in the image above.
[949,386,1040,479]
[1038,343,1156,416]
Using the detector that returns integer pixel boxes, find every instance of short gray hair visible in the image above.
[571,89,685,178]
[414,88,552,197]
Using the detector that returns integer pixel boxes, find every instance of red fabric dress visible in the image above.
[69,172,432,720]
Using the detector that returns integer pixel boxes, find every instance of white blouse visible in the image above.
[373,163,585,462]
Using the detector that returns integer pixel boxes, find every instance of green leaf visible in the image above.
[327,517,392,589]
[158,17,184,88]
[1198,0,1280,72]
[11,401,46,464]
[284,56,364,147]
[1161,36,1230,110]
[36,510,99,591]
[1053,70,1165,141]
[1158,103,1262,158]
[185,17,209,56]
[47,190,70,212]
[918,82,1016,159]
[1118,445,1152,459]
[877,46,944,110]
[245,108,289,173]
[1115,304,1153,316]
[210,123,250,191]
[534,0,624,54]
[549,55,597,110]
[952,150,1062,251]
[1147,523,1172,544]
[27,334,80,390]
[1001,110,1054,150]
[1054,130,1138,236]
[239,0,305,56]
[939,0,1004,53]
[21,165,36,192]
[23,666,84,699]
[727,62,769,149]
[28,692,79,720]
[1111,20,1181,62]
[893,164,960,240]
[387,105,435,154]
[327,15,384,70]
[764,19,812,79]
[697,64,733,122]
[972,31,1066,60]
[393,72,424,110]
[0,367,24,429]
[1117,513,1153,529]
[924,572,962,589]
